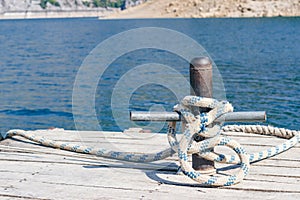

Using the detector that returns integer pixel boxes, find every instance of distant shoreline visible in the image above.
[1,0,300,20]
[0,9,117,20]
[1,4,300,20]
[1,11,299,20]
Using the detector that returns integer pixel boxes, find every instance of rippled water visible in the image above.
[0,17,299,133]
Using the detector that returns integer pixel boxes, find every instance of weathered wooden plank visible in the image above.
[1,150,299,186]
[2,178,299,200]
[6,130,298,158]
[1,129,299,169]
[1,146,298,176]
[153,171,300,193]
[0,163,299,200]
[13,129,300,151]
[5,129,299,150]
[1,142,298,176]
[1,129,299,199]
[3,132,299,163]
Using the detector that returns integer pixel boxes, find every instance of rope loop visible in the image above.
[179,134,250,186]
[168,96,250,186]
[168,96,234,152]
[175,95,233,138]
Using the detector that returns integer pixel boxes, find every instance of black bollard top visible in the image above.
[190,57,212,70]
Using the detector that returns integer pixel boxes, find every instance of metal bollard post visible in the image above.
[190,57,215,172]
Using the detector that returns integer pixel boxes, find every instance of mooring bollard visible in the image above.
[190,57,215,172]
[129,57,267,173]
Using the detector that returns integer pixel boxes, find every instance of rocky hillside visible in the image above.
[1,0,300,18]
[0,0,145,13]
[163,0,300,18]
[105,0,300,18]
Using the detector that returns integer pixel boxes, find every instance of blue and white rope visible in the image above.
[5,129,175,162]
[168,96,250,186]
[3,96,300,187]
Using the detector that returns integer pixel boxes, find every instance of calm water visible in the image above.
[0,17,299,134]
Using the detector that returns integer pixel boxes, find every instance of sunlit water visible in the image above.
[0,17,299,134]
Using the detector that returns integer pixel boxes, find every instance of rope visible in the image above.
[198,125,300,164]
[168,96,250,186]
[5,129,175,162]
[2,96,299,187]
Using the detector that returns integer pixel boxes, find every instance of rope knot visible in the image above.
[168,96,251,186]
[174,96,233,139]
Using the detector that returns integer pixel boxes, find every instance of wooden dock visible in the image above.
[0,128,299,199]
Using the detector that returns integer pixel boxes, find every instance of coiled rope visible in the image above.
[3,96,300,186]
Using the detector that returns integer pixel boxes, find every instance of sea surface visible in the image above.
[0,17,299,134]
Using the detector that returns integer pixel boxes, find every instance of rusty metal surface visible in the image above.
[190,57,214,171]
